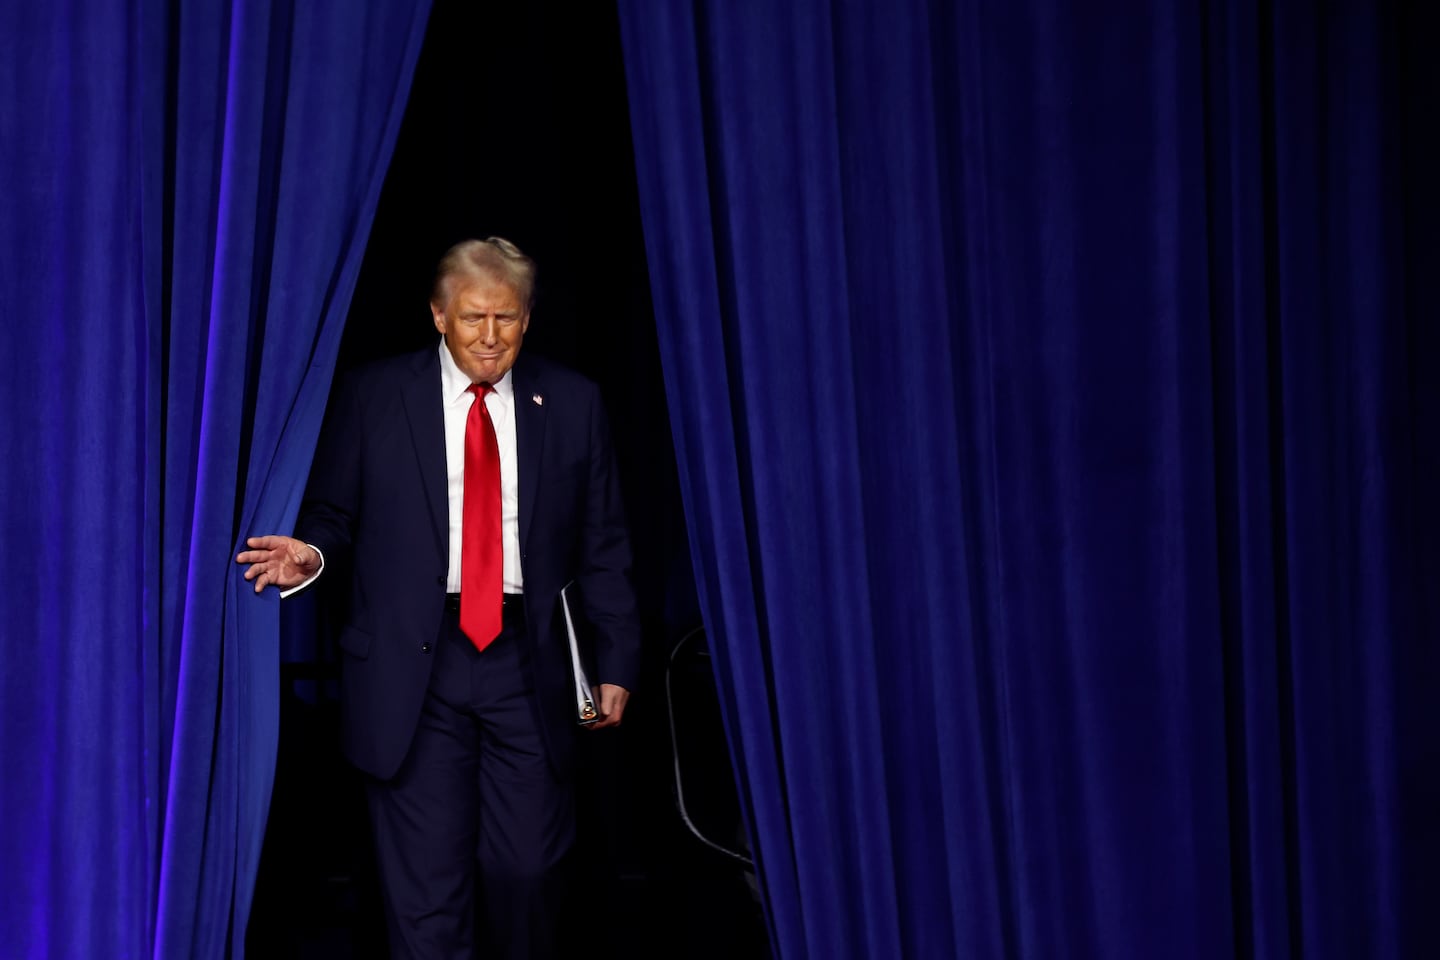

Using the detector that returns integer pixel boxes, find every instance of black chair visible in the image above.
[665,626,756,877]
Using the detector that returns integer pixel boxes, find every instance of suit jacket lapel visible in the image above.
[512,356,546,557]
[400,347,448,555]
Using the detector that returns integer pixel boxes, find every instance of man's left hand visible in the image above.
[588,683,630,729]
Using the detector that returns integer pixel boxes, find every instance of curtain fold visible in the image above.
[0,1,431,956]
[618,1,1438,957]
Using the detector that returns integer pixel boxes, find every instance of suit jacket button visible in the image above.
[435,575,445,586]
[421,643,432,654]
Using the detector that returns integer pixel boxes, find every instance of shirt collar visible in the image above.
[437,339,515,405]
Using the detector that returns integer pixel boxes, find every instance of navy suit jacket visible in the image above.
[296,345,642,780]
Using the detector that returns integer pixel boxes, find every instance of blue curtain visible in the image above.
[0,1,430,956]
[618,1,1438,958]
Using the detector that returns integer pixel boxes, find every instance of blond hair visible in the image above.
[431,237,537,311]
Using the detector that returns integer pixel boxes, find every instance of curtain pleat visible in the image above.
[0,1,432,956]
[618,1,1439,957]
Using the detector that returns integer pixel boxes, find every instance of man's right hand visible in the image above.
[236,536,320,593]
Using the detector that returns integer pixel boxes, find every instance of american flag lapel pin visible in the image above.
[532,393,544,406]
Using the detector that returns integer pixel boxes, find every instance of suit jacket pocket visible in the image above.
[337,624,373,660]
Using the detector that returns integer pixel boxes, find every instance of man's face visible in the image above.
[431,273,530,384]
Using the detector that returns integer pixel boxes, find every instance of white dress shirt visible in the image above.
[439,340,524,594]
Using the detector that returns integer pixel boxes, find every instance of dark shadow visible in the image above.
[249,1,766,956]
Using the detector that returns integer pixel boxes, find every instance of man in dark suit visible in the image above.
[237,237,641,959]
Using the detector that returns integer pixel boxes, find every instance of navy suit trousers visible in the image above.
[364,602,575,960]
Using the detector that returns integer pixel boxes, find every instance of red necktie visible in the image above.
[460,382,502,650]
